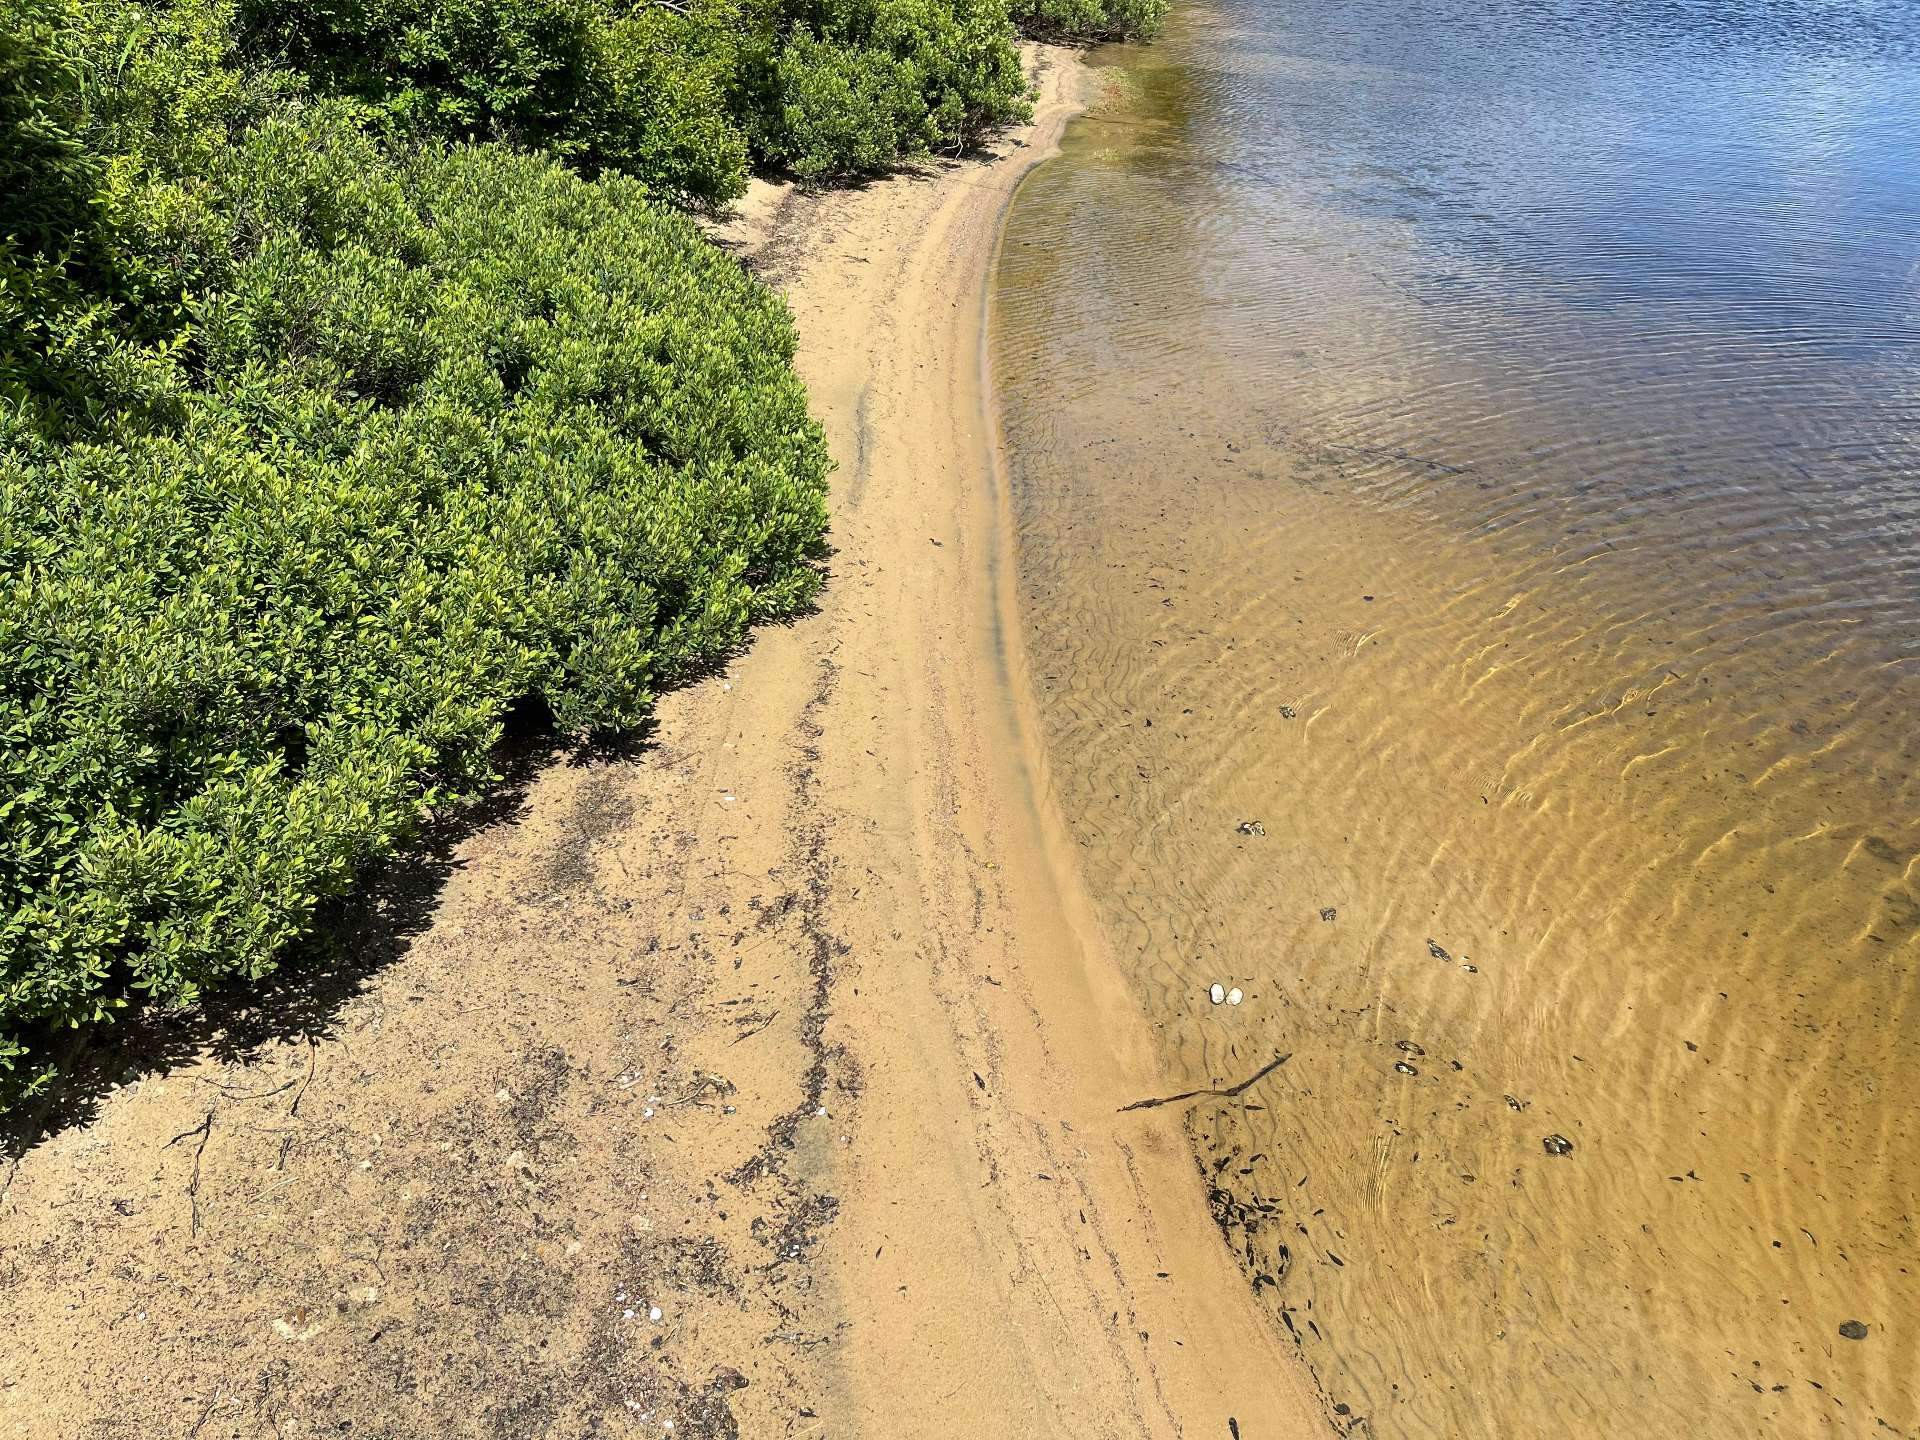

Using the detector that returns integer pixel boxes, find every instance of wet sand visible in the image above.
[0,47,1328,1440]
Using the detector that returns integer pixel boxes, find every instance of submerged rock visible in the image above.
[1542,1134,1575,1157]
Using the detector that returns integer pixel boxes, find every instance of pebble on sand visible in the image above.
[1210,983,1226,1005]
[1839,1320,1869,1340]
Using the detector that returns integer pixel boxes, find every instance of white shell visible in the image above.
[1226,987,1245,1006]
[1209,983,1226,1005]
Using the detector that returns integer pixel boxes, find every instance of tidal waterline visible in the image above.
[992,2,1920,1434]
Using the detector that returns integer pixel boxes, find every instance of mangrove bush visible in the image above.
[0,0,827,1104]
[226,0,1161,191]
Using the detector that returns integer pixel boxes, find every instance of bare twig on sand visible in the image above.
[166,1109,216,1236]
[202,1076,298,1102]
[289,1039,318,1117]
[729,1009,780,1045]
[660,1074,735,1108]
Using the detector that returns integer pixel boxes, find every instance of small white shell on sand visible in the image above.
[1226,987,1244,1006]
[1209,983,1226,1005]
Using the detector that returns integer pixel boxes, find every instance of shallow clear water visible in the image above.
[993,2,1920,1433]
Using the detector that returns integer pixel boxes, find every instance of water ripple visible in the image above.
[994,0,1920,1432]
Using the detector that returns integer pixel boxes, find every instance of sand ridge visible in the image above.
[0,46,1329,1439]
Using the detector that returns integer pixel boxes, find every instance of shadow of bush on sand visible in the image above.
[0,711,624,1165]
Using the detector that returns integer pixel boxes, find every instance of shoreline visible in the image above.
[728,42,1331,1432]
[0,45,1327,1437]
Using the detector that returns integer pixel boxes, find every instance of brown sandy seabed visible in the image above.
[0,48,1333,1440]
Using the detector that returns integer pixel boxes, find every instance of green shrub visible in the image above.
[229,0,1035,193]
[760,0,1029,178]
[1026,0,1166,40]
[234,0,597,140]
[1,0,307,435]
[761,30,920,176]
[1010,0,1165,40]
[0,94,829,1100]
[0,0,139,425]
[584,1,754,203]
[233,0,754,204]
[1,3,89,413]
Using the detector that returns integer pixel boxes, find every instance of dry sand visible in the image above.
[0,48,1331,1440]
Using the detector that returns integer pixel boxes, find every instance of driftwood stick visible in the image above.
[1117,1053,1290,1113]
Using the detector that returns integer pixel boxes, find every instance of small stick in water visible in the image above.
[1118,1053,1291,1113]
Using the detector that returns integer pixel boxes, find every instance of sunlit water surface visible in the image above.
[992,1,1920,1433]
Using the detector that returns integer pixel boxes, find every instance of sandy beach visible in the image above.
[0,46,1329,1440]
